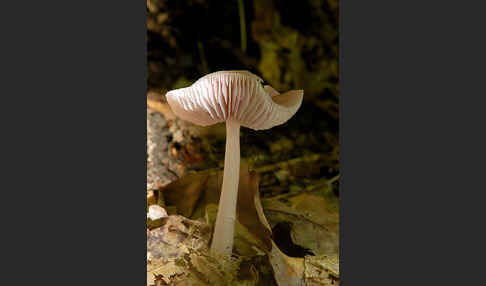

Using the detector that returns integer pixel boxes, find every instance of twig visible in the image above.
[237,0,247,54]
[197,41,209,74]
[253,153,325,173]
[328,174,340,184]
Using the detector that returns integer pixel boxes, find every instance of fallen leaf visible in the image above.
[263,194,339,257]
[189,252,240,285]
[147,215,246,286]
[147,216,211,264]
[149,261,185,285]
[267,241,340,286]
[147,215,212,285]
[147,91,176,121]
[239,171,340,286]
[147,190,156,207]
[160,171,210,218]
[236,165,273,252]
[304,254,339,286]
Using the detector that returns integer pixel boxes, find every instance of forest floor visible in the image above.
[146,1,339,285]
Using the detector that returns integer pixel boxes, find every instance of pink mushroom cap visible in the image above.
[165,70,303,130]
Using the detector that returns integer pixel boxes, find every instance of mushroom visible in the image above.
[165,70,303,256]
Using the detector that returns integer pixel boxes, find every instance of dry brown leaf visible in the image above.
[262,194,339,257]
[267,241,340,286]
[236,166,273,252]
[241,174,339,286]
[147,214,245,286]
[160,172,210,218]
[147,216,211,264]
[304,254,339,286]
[147,91,176,121]
[147,190,156,207]
[147,215,212,285]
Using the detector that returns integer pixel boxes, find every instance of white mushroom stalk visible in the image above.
[165,71,303,256]
[211,119,240,254]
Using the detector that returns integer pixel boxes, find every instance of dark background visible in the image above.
[147,0,338,98]
[1,0,486,285]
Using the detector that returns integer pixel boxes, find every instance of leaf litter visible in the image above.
[147,161,339,286]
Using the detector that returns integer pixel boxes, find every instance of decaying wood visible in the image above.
[147,108,180,191]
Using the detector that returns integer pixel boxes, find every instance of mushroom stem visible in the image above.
[211,119,241,256]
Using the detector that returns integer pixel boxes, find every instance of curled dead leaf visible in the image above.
[239,170,340,286]
[262,194,339,257]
